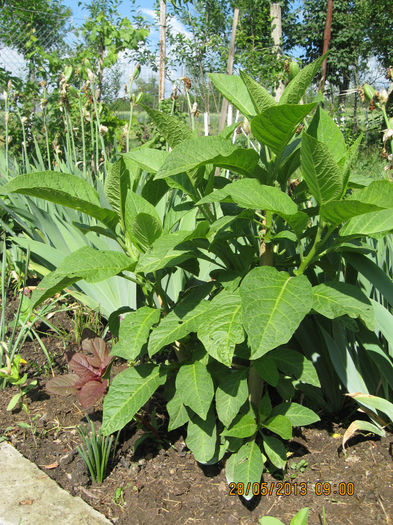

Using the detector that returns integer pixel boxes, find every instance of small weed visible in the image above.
[77,416,114,484]
[113,487,125,507]
[288,458,308,479]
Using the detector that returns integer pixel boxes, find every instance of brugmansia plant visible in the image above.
[2,54,393,497]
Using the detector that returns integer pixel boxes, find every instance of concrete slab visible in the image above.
[0,442,112,525]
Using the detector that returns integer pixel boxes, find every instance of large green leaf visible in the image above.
[155,136,259,179]
[186,408,218,464]
[279,54,326,105]
[225,441,264,501]
[111,307,161,360]
[349,180,393,209]
[240,267,312,359]
[198,179,298,216]
[31,246,135,308]
[261,433,286,470]
[307,106,346,163]
[320,200,383,225]
[215,370,248,427]
[104,157,130,222]
[272,348,320,387]
[197,290,244,367]
[251,103,316,155]
[271,402,320,426]
[167,389,189,431]
[0,172,118,228]
[136,229,207,274]
[176,361,214,419]
[122,148,168,174]
[239,70,276,114]
[261,415,292,440]
[148,283,213,357]
[223,410,258,439]
[339,209,393,238]
[143,106,193,148]
[208,73,256,117]
[101,364,167,435]
[312,282,374,329]
[125,191,162,246]
[301,133,343,204]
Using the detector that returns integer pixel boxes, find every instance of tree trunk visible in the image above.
[159,0,166,102]
[218,7,239,133]
[271,3,284,101]
[321,0,333,92]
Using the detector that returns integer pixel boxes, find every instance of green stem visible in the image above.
[294,221,323,276]
[126,103,134,153]
[4,91,9,177]
[78,96,87,178]
[185,89,195,132]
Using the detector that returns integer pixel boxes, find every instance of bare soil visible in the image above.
[1,298,393,525]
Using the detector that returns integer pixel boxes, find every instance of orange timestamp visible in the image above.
[228,481,355,497]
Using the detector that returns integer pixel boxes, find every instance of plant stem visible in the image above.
[294,221,324,276]
[248,365,264,411]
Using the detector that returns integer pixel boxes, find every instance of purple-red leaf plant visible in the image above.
[46,338,112,408]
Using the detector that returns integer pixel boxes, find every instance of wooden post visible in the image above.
[159,0,166,102]
[218,7,239,132]
[321,0,333,92]
[271,3,284,101]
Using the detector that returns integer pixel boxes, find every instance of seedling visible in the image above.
[0,354,37,411]
[76,416,114,484]
[46,337,113,408]
[289,458,308,479]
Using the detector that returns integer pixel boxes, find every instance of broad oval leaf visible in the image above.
[239,70,276,114]
[111,307,161,361]
[198,179,298,216]
[279,54,326,105]
[225,441,264,501]
[0,172,118,228]
[320,200,383,225]
[148,283,213,357]
[240,267,312,359]
[176,361,214,420]
[31,246,135,308]
[197,290,244,367]
[261,415,292,440]
[186,408,218,464]
[222,411,258,438]
[167,389,189,431]
[215,370,249,427]
[143,105,193,148]
[339,208,393,238]
[123,148,169,174]
[301,133,343,204]
[307,106,346,163]
[251,103,316,155]
[261,433,287,470]
[271,402,320,427]
[312,282,374,329]
[104,157,130,221]
[209,73,256,117]
[101,364,167,435]
[156,136,259,179]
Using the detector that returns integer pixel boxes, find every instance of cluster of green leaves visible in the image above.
[2,55,393,495]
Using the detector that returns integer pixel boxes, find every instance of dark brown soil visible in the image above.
[1,299,393,525]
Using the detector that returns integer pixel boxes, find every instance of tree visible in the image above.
[361,0,393,69]
[288,0,370,99]
[0,0,71,81]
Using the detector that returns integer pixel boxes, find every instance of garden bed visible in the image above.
[0,307,392,525]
